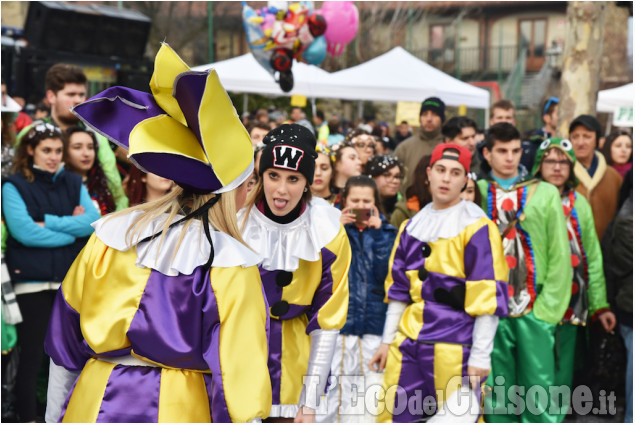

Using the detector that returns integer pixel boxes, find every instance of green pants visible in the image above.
[483,312,560,423]
[553,323,581,422]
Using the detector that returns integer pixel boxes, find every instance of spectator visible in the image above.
[394,120,412,145]
[442,116,480,173]
[319,176,396,422]
[34,101,50,120]
[366,154,404,220]
[64,126,116,216]
[390,154,432,229]
[18,64,128,210]
[569,115,623,240]
[520,97,560,172]
[393,97,445,197]
[326,115,345,146]
[601,130,632,178]
[255,108,269,123]
[2,107,18,178]
[331,141,363,201]
[489,99,516,126]
[2,122,99,422]
[532,137,616,421]
[310,145,335,203]
[248,121,271,150]
[313,110,329,146]
[290,106,315,135]
[462,172,482,206]
[346,128,375,166]
[123,165,175,207]
[478,123,571,422]
[370,143,508,422]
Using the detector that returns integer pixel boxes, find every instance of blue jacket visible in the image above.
[341,218,397,336]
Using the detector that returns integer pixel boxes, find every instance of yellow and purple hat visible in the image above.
[71,43,253,194]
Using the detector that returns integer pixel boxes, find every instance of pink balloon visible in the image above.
[320,1,358,45]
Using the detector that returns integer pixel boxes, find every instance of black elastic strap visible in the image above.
[138,194,222,269]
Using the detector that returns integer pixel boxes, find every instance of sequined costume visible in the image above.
[379,200,508,423]
[478,178,572,422]
[239,197,351,418]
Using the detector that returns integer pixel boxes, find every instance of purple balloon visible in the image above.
[321,1,359,45]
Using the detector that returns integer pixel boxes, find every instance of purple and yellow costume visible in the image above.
[43,44,272,422]
[379,200,508,423]
[240,197,351,418]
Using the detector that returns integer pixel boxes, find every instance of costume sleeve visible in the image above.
[463,219,509,317]
[44,185,100,237]
[384,221,414,304]
[575,194,610,315]
[2,183,76,247]
[305,224,351,334]
[45,360,80,423]
[532,186,572,324]
[206,265,271,423]
[476,179,489,212]
[381,301,407,344]
[44,235,101,370]
[467,314,499,369]
[96,134,128,211]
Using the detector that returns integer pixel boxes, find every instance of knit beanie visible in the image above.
[259,123,318,184]
[420,97,446,122]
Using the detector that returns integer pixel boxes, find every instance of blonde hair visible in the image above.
[108,185,249,262]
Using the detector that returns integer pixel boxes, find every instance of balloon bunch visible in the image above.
[242,1,359,92]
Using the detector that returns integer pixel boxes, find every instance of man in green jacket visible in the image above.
[18,64,128,210]
[532,137,616,421]
[478,123,571,422]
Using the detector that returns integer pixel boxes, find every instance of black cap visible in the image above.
[569,115,602,145]
[259,124,318,184]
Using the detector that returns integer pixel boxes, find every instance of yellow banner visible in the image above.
[395,101,421,127]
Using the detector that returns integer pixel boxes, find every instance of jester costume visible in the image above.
[478,171,572,422]
[43,44,272,422]
[379,198,509,423]
[532,138,610,422]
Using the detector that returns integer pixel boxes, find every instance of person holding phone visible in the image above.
[369,143,509,422]
[317,175,397,422]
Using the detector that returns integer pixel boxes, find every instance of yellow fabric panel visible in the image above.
[212,265,272,422]
[279,258,321,308]
[62,234,98,312]
[406,270,423,303]
[63,358,115,423]
[399,299,425,341]
[129,115,208,163]
[76,237,151,354]
[198,70,253,187]
[433,343,464,408]
[426,237,466,278]
[157,369,211,422]
[384,221,408,303]
[149,44,188,126]
[280,316,311,405]
[316,225,351,330]
[465,280,497,316]
[377,332,407,423]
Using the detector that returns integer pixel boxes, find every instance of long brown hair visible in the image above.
[405,154,432,209]
[12,121,65,182]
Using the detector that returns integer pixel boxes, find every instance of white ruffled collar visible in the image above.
[238,197,342,272]
[92,210,261,276]
[406,199,485,243]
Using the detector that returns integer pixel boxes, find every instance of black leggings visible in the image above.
[15,290,57,422]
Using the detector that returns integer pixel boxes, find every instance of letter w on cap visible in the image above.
[273,145,304,171]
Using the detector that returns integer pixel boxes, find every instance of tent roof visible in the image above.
[596,83,633,113]
[193,47,490,109]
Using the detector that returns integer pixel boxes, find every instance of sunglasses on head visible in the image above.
[543,97,559,116]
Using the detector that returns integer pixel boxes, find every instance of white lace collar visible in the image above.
[238,197,342,272]
[406,199,485,243]
[93,210,261,276]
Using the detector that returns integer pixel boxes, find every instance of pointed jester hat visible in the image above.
[531,137,579,189]
[71,43,253,194]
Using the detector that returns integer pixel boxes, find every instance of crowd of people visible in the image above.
[0,45,632,423]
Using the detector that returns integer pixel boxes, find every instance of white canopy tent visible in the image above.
[596,83,633,112]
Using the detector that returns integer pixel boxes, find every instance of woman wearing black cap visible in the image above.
[239,123,351,422]
[365,154,405,220]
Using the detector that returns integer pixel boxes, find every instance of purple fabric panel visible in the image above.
[260,268,283,305]
[268,318,283,405]
[387,230,423,303]
[72,86,164,150]
[58,373,80,422]
[44,288,95,371]
[495,280,509,317]
[464,225,496,281]
[305,247,336,334]
[96,365,161,422]
[280,303,309,320]
[128,267,211,371]
[391,338,436,422]
[133,152,221,194]
[203,323,232,423]
[173,72,207,145]
[420,303,475,346]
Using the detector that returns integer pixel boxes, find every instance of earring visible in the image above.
[304,187,308,192]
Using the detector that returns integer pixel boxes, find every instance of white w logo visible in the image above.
[273,145,305,171]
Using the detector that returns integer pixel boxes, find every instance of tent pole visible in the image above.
[243,93,248,116]
[357,101,363,121]
[311,97,317,116]
[485,107,490,129]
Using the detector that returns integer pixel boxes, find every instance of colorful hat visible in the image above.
[365,154,403,178]
[531,137,578,189]
[430,142,471,173]
[71,43,253,194]
[259,123,318,184]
